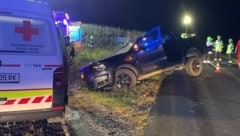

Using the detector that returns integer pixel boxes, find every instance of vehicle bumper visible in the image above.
[81,70,113,89]
[0,109,64,122]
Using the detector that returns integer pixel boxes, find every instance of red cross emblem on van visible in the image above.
[15,20,39,41]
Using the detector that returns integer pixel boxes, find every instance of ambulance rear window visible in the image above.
[0,15,57,56]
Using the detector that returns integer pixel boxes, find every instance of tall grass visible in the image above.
[74,47,114,65]
[71,23,143,65]
[72,23,143,48]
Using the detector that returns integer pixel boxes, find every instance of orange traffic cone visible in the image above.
[215,61,221,73]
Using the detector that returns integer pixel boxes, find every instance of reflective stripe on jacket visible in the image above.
[215,40,223,52]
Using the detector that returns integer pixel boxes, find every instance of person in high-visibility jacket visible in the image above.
[88,34,95,48]
[226,38,234,63]
[235,40,240,69]
[204,36,214,63]
[214,35,224,61]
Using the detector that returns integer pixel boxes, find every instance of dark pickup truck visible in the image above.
[80,26,204,90]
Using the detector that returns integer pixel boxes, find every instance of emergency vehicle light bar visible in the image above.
[25,0,48,5]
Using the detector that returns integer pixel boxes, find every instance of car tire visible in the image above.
[114,69,137,89]
[185,56,203,76]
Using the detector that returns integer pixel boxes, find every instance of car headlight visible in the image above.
[93,63,106,72]
[80,72,84,79]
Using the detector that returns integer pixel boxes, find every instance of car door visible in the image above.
[162,32,183,64]
[135,26,167,73]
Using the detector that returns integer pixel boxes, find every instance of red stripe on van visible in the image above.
[4,100,16,105]
[32,96,44,103]
[18,98,30,104]
[45,96,52,102]
[2,64,21,67]
[44,64,63,67]
[2,96,52,105]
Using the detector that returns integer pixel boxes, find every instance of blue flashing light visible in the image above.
[25,0,48,5]
[63,19,68,26]
[53,11,71,36]
[65,13,70,20]
[53,11,70,24]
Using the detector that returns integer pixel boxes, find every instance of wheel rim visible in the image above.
[192,59,201,72]
[116,73,131,88]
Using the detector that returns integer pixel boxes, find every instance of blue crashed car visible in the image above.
[80,26,203,90]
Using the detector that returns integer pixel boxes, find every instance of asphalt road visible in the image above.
[143,61,240,136]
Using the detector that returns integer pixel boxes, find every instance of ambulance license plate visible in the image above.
[0,73,20,83]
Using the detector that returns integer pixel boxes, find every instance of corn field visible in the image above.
[72,23,143,49]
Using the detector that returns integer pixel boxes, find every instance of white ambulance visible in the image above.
[0,0,69,122]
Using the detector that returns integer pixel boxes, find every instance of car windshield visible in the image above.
[114,42,133,55]
[113,26,161,55]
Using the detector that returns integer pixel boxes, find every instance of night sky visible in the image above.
[49,0,240,41]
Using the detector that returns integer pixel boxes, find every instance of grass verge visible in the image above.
[68,46,166,135]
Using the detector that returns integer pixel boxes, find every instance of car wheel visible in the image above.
[185,56,203,76]
[114,69,137,89]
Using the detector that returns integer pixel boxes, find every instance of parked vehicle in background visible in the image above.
[0,0,69,122]
[80,26,203,90]
[53,10,83,42]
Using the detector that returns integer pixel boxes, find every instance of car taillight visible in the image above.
[53,67,64,89]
